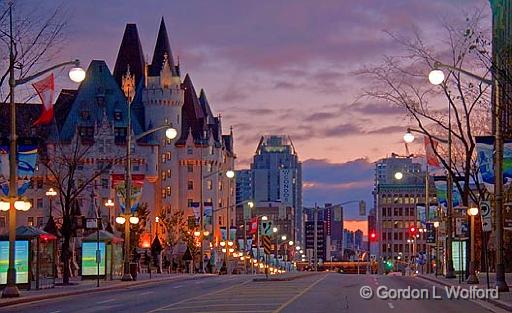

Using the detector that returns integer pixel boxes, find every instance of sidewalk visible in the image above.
[0,272,213,308]
[418,272,512,312]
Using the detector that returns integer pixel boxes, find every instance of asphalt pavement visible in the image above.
[2,272,509,313]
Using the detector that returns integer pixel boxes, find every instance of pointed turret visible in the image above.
[176,74,205,145]
[149,18,177,77]
[198,89,214,123]
[113,24,145,88]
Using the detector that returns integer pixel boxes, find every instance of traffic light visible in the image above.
[409,227,416,234]
[370,231,377,241]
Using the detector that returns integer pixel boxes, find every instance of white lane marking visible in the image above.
[48,311,61,313]
[140,291,153,296]
[97,298,116,304]
[388,302,395,309]
[173,285,183,288]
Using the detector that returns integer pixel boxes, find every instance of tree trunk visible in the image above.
[61,233,71,284]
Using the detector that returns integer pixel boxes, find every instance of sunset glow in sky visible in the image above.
[40,0,488,229]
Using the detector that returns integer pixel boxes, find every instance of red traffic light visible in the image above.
[370,232,377,241]
[410,227,416,233]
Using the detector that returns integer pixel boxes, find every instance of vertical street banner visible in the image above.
[476,136,512,192]
[504,203,512,229]
[0,138,38,197]
[191,202,200,224]
[433,176,463,211]
[229,226,237,241]
[220,227,227,241]
[249,217,258,235]
[204,203,213,227]
[246,238,253,250]
[416,204,437,227]
[111,174,145,214]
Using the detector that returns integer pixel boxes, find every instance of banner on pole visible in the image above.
[476,136,512,192]
[112,174,145,214]
[0,138,39,196]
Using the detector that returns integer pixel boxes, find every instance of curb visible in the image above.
[0,274,213,308]
[417,275,512,312]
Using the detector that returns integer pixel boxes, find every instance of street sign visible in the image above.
[504,202,512,229]
[480,201,492,232]
[262,235,272,255]
[260,220,273,236]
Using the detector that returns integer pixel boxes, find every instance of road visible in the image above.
[2,273,506,313]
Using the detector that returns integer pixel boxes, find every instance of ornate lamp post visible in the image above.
[1,3,86,298]
[45,188,57,218]
[467,207,479,284]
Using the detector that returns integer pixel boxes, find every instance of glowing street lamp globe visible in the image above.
[129,216,139,224]
[428,69,445,85]
[403,131,415,144]
[394,172,404,180]
[69,67,86,83]
[165,127,178,140]
[116,216,126,224]
[226,170,235,179]
[248,201,254,208]
[467,207,479,216]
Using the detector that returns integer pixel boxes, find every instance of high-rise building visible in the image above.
[305,221,326,264]
[235,169,252,204]
[374,154,433,263]
[251,135,303,243]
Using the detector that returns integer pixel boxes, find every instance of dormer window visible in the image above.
[114,110,122,121]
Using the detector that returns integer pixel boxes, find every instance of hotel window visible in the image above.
[81,110,90,120]
[36,179,44,189]
[37,198,43,209]
[166,186,171,196]
[209,146,214,155]
[219,182,223,191]
[161,154,166,163]
[188,181,193,190]
[0,217,4,228]
[187,199,193,207]
[187,164,194,173]
[167,169,171,177]
[161,188,166,199]
[166,152,172,160]
[161,171,166,181]
[207,163,212,172]
[382,207,386,217]
[218,216,223,226]
[27,217,34,226]
[187,147,193,155]
[101,178,108,189]
[114,110,122,121]
[37,217,44,227]
[207,180,212,190]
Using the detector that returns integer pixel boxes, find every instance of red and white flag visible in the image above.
[249,217,258,235]
[32,74,55,126]
[424,136,440,167]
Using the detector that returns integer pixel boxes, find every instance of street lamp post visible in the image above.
[1,3,86,298]
[105,199,114,226]
[429,62,506,286]
[467,207,479,284]
[433,221,440,277]
[45,188,57,219]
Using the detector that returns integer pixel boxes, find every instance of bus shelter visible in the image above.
[0,226,57,290]
[82,230,123,280]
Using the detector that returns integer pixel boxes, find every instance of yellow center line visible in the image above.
[272,274,328,313]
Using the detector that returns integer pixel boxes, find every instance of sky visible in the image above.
[35,0,488,232]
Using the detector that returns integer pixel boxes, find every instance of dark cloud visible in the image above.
[303,158,374,219]
[365,125,406,135]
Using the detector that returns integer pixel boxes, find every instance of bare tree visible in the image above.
[158,210,187,270]
[359,10,491,207]
[42,135,112,284]
[0,1,69,102]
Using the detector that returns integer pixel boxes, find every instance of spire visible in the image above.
[198,89,214,122]
[149,18,177,77]
[113,24,145,88]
